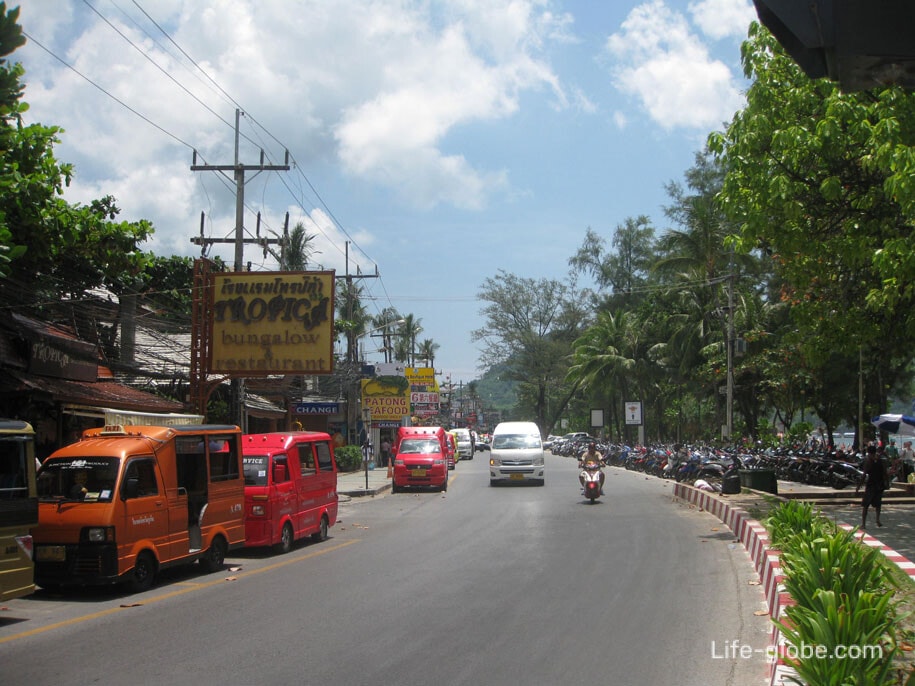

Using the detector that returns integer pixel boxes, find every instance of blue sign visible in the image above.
[294,403,340,415]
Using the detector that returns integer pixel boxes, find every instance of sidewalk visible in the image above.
[671,478,915,686]
[337,464,392,498]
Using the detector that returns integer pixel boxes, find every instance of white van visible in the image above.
[488,421,544,486]
[449,428,474,461]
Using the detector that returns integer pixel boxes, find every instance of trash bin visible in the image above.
[721,471,742,494]
[739,469,778,495]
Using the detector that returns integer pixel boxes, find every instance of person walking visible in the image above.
[857,444,887,529]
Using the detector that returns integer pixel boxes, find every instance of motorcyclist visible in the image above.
[579,441,605,495]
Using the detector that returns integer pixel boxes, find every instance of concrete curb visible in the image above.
[672,482,915,686]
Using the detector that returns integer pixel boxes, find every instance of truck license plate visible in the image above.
[37,545,66,562]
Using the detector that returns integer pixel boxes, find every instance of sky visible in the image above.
[13,0,758,385]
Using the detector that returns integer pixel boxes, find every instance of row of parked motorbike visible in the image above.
[550,437,867,491]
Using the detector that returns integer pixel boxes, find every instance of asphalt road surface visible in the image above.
[0,454,770,686]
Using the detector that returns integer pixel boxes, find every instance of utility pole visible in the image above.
[189,109,290,430]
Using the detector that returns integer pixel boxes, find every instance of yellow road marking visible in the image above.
[0,538,359,644]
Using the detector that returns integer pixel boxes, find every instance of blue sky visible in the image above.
[15,0,757,384]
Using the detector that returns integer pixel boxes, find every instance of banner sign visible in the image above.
[208,271,335,376]
[361,377,410,422]
[293,402,340,415]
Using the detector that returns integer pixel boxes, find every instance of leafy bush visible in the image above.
[764,500,831,548]
[334,445,363,472]
[767,502,901,684]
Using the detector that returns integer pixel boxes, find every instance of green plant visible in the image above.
[778,589,898,685]
[780,528,896,610]
[764,500,832,548]
[334,445,363,472]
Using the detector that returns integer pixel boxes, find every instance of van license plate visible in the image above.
[411,469,427,477]
[510,473,524,480]
[37,545,66,562]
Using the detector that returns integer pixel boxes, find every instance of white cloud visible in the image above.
[605,0,745,131]
[688,0,756,41]
[18,0,569,221]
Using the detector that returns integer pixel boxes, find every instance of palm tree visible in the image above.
[336,279,370,363]
[268,221,318,270]
[417,338,439,368]
[397,314,423,366]
[371,308,403,363]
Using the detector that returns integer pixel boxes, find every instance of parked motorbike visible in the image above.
[580,459,603,503]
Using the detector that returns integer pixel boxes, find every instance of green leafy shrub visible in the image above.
[334,445,363,472]
[779,589,897,685]
[767,503,902,684]
[765,500,832,549]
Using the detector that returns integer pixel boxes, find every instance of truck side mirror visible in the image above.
[273,463,288,483]
[124,477,139,500]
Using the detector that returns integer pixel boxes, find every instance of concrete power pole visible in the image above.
[190,109,290,430]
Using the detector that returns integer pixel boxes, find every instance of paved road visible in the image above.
[0,453,771,686]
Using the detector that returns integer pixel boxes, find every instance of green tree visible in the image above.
[335,278,370,363]
[709,21,915,428]
[371,307,403,363]
[268,221,317,271]
[569,216,656,311]
[473,270,584,434]
[396,314,423,366]
[417,338,439,368]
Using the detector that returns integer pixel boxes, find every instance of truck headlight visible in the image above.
[85,527,114,542]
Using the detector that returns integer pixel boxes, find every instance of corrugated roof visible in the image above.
[0,370,186,413]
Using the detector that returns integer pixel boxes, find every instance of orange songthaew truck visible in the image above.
[33,424,245,592]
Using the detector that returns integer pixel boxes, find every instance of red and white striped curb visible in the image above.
[672,482,915,686]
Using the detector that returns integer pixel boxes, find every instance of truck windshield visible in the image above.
[37,457,120,502]
[399,439,440,455]
[492,435,540,450]
[243,455,268,486]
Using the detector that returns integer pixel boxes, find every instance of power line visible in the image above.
[22,30,196,151]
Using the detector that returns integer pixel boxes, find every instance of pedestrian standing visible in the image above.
[857,444,887,529]
[380,438,391,469]
[900,440,915,481]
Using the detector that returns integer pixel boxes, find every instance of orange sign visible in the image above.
[208,271,335,375]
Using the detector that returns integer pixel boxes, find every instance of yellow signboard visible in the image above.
[405,367,438,389]
[361,377,410,422]
[208,271,334,375]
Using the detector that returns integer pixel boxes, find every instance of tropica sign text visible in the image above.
[209,271,335,375]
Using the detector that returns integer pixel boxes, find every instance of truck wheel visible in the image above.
[199,535,227,573]
[311,515,329,543]
[274,522,294,554]
[128,551,157,593]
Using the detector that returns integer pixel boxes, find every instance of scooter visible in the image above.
[580,459,603,503]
